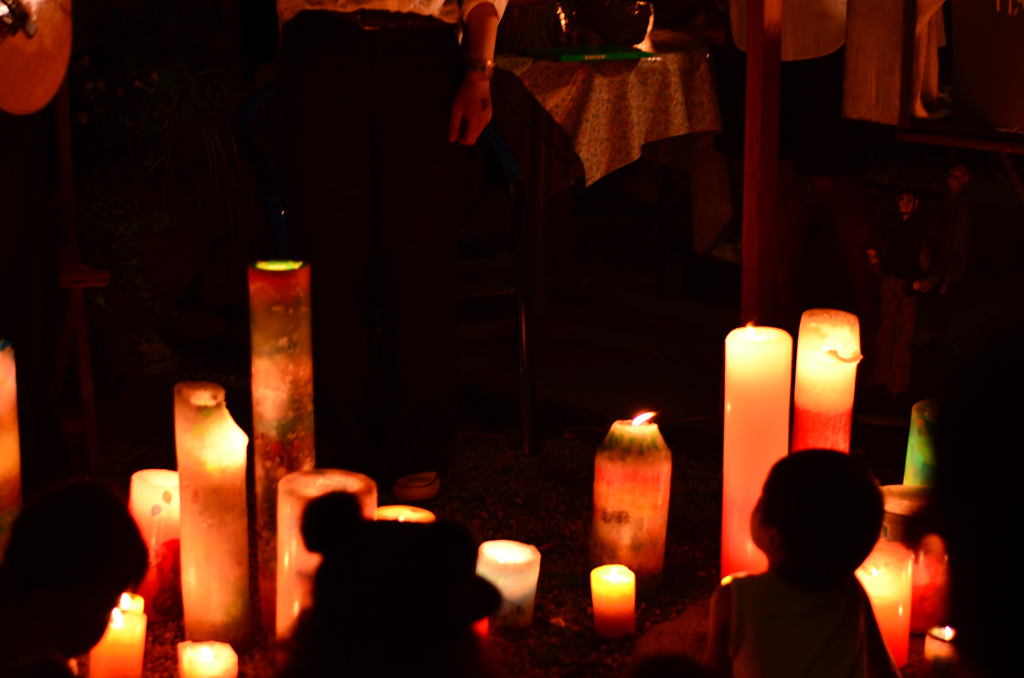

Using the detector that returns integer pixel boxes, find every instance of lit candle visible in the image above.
[276,469,377,641]
[590,564,636,639]
[792,309,862,453]
[376,505,436,523]
[904,400,940,486]
[129,469,181,621]
[249,261,316,631]
[722,325,792,578]
[471,617,489,643]
[177,641,238,678]
[476,540,542,627]
[175,382,250,647]
[0,340,20,557]
[856,539,914,667]
[89,593,148,678]
[590,412,671,596]
[923,626,957,676]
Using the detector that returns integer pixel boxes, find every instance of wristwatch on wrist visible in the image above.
[464,57,494,78]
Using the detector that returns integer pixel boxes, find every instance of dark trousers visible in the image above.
[273,11,465,484]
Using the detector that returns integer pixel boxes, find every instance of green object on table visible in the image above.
[524,45,648,62]
[904,399,940,486]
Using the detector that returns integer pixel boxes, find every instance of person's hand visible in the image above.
[449,72,492,146]
[920,272,942,293]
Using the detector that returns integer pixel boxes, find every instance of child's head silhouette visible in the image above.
[0,480,148,667]
[754,450,883,587]
[281,491,501,678]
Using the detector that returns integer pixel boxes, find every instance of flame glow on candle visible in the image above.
[111,607,124,629]
[631,412,656,426]
[931,626,955,642]
[200,646,214,661]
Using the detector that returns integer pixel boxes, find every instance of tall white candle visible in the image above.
[722,325,792,578]
[175,382,250,647]
[129,469,181,620]
[476,540,542,627]
[276,469,377,640]
[0,340,21,556]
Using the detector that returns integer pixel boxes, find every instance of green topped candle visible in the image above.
[904,400,940,486]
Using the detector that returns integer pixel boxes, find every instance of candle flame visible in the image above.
[746,323,756,340]
[631,412,656,427]
[603,565,633,584]
[199,646,214,662]
[720,574,734,586]
[111,607,124,630]
[119,593,132,611]
[870,567,879,576]
[930,626,956,642]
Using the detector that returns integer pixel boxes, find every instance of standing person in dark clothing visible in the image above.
[272,0,504,500]
[868,193,930,398]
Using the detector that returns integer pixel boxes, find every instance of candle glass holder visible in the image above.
[856,538,914,667]
[722,326,792,578]
[129,469,182,621]
[276,469,377,640]
[249,261,316,631]
[0,340,20,558]
[792,309,862,453]
[590,417,671,597]
[476,540,542,627]
[175,382,251,648]
[904,399,940,486]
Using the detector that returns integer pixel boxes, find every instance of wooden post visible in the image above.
[741,0,782,325]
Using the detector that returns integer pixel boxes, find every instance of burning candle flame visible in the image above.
[119,593,132,611]
[631,412,656,427]
[602,565,633,584]
[110,607,124,630]
[930,626,956,642]
[746,323,757,340]
[199,646,214,662]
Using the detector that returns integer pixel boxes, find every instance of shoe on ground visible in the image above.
[393,472,440,501]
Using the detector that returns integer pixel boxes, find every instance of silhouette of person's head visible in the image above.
[0,480,148,673]
[280,492,501,678]
[629,653,716,678]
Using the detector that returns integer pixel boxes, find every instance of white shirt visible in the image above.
[730,0,846,61]
[278,0,508,27]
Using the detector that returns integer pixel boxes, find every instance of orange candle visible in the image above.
[590,564,635,639]
[0,340,21,557]
[722,325,792,578]
[376,505,436,523]
[177,641,238,678]
[129,469,181,621]
[857,539,914,667]
[175,383,250,647]
[792,309,862,453]
[923,626,957,677]
[590,412,671,596]
[249,261,315,631]
[89,594,148,678]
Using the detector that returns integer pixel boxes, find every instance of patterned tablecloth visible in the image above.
[494,50,723,187]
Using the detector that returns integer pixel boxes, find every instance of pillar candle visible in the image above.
[590,412,671,596]
[856,539,914,667]
[129,469,181,621]
[923,626,957,677]
[476,540,542,627]
[276,469,377,640]
[376,505,436,523]
[89,594,148,678]
[904,399,940,486]
[792,309,862,453]
[249,261,315,632]
[175,382,250,647]
[590,564,636,639]
[177,641,238,678]
[722,325,792,578]
[0,340,21,558]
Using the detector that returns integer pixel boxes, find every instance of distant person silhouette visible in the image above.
[279,492,501,678]
[0,480,148,678]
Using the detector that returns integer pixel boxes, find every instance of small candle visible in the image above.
[590,564,636,639]
[177,641,238,678]
[476,540,542,627]
[249,261,316,632]
[376,505,436,523]
[276,469,378,640]
[923,626,957,677]
[0,340,21,557]
[175,382,251,647]
[792,309,862,453]
[856,539,914,667]
[590,412,671,596]
[89,594,148,678]
[129,469,181,621]
[904,400,940,486]
[722,325,792,578]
